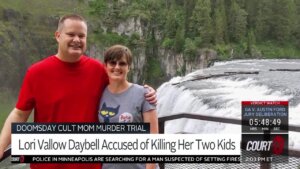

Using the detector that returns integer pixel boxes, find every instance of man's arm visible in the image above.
[0,108,31,159]
[144,85,157,105]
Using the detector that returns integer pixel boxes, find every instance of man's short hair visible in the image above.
[57,14,87,32]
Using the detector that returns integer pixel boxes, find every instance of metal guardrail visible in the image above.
[158,113,300,169]
[158,113,300,133]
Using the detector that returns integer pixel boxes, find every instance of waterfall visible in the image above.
[157,59,300,150]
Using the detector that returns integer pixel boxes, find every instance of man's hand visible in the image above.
[0,108,31,162]
[0,146,11,162]
[144,84,157,105]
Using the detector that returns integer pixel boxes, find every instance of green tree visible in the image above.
[162,2,184,51]
[189,0,213,46]
[174,25,185,53]
[89,0,107,16]
[227,0,248,42]
[294,0,300,47]
[246,29,256,56]
[183,0,196,37]
[184,38,197,61]
[254,0,273,41]
[271,0,294,42]
[245,0,259,29]
[211,0,227,44]
[164,3,183,39]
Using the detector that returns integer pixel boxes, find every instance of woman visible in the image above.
[98,45,159,169]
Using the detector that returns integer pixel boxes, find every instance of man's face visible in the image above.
[55,19,87,61]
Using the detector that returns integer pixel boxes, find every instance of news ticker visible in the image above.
[11,155,241,163]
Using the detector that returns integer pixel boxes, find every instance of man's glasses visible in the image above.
[107,61,128,67]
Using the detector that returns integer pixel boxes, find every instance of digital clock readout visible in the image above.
[242,101,288,133]
[248,118,281,126]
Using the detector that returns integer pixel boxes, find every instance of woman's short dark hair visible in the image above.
[104,45,132,65]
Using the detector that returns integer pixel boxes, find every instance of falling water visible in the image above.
[157,59,300,150]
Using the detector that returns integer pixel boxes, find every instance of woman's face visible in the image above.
[106,56,129,82]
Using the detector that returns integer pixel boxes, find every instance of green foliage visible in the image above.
[123,0,162,23]
[0,0,91,99]
[188,0,213,46]
[88,0,300,62]
[95,32,128,47]
[107,33,126,45]
[0,0,85,16]
[246,29,256,56]
[233,42,248,59]
[271,0,292,42]
[184,38,198,61]
[162,38,175,49]
[128,32,142,48]
[88,0,107,16]
[145,57,164,87]
[214,44,231,60]
[227,0,248,42]
[174,27,185,53]
[164,3,184,38]
[254,0,273,42]
[0,0,299,100]
[257,42,300,59]
[212,0,227,44]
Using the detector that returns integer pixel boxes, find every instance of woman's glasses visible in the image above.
[108,61,128,67]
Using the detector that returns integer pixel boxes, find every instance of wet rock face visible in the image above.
[187,48,218,72]
[160,48,218,78]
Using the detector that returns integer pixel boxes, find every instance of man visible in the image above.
[0,14,156,169]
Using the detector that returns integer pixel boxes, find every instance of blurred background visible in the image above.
[0,0,300,168]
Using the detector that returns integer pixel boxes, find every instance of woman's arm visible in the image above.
[143,109,158,134]
[143,109,159,169]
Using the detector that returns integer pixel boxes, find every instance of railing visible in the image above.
[158,113,300,169]
[0,147,11,163]
[0,146,26,169]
